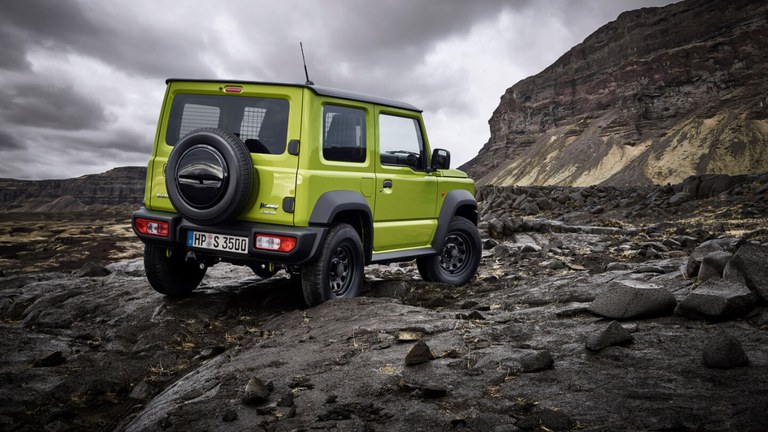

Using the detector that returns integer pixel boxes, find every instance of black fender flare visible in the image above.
[309,190,374,261]
[432,189,478,251]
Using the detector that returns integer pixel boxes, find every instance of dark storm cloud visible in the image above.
[0,0,213,78]
[0,25,32,71]
[0,130,23,150]
[0,84,107,131]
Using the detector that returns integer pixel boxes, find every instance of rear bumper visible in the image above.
[131,207,326,265]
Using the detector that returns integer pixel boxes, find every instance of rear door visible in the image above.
[372,107,437,252]
[150,81,303,226]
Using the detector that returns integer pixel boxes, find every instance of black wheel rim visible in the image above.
[329,242,355,297]
[439,232,470,275]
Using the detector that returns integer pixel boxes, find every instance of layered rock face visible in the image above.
[462,0,768,186]
[0,166,145,211]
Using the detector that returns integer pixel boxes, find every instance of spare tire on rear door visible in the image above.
[166,128,257,225]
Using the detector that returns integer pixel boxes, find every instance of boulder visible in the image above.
[522,202,540,215]
[723,243,768,302]
[668,192,691,206]
[686,238,738,278]
[682,174,736,197]
[588,280,677,319]
[697,251,733,282]
[405,340,434,365]
[519,350,554,373]
[242,377,273,405]
[675,278,756,321]
[702,333,749,369]
[585,321,634,351]
[487,218,504,239]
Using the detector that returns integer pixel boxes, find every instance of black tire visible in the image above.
[166,128,256,225]
[416,216,481,285]
[144,244,206,297]
[301,223,364,307]
[251,262,278,279]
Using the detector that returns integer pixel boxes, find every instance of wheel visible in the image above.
[165,128,256,225]
[417,216,481,285]
[144,244,206,297]
[251,262,278,279]
[301,223,364,307]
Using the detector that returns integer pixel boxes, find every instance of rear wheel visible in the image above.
[144,244,206,297]
[301,223,364,307]
[417,216,481,285]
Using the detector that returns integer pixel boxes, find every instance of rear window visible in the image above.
[166,94,290,154]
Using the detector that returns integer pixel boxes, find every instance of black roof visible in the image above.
[165,78,421,112]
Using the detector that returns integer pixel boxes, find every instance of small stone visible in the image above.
[520,350,554,372]
[586,321,634,351]
[668,192,691,206]
[277,392,295,407]
[542,259,566,270]
[703,333,749,369]
[483,238,499,249]
[456,310,486,320]
[405,340,435,365]
[633,265,665,274]
[222,409,238,422]
[605,262,630,271]
[242,377,272,405]
[419,386,448,399]
[325,394,338,404]
[128,381,152,400]
[32,351,66,367]
[73,261,110,278]
[662,238,682,248]
[521,244,541,253]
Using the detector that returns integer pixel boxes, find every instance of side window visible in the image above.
[379,114,425,170]
[323,105,366,163]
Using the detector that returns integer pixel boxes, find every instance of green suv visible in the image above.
[132,79,481,306]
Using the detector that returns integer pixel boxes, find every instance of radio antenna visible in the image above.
[300,42,314,85]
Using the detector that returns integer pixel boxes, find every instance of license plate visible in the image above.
[187,230,249,254]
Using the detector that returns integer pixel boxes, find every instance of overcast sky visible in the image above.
[0,0,675,180]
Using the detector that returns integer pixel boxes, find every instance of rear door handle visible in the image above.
[382,180,393,188]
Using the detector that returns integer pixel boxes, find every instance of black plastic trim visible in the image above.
[287,139,300,155]
[283,197,295,213]
[370,247,435,264]
[432,189,478,251]
[309,191,372,225]
[132,207,326,265]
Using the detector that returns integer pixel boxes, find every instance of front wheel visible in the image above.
[301,223,364,307]
[144,245,206,297]
[417,216,481,285]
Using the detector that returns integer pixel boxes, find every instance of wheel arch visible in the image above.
[432,189,478,251]
[309,191,374,263]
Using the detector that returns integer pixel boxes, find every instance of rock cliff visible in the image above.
[0,166,146,212]
[461,0,768,186]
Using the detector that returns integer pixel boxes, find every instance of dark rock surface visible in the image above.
[1,167,768,431]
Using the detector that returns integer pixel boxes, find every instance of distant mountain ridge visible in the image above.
[0,166,146,212]
[461,0,768,187]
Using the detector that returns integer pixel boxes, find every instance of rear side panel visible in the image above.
[146,81,303,227]
[293,92,376,227]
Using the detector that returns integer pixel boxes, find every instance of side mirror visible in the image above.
[431,148,450,170]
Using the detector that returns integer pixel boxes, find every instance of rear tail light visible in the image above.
[135,218,169,237]
[254,234,296,252]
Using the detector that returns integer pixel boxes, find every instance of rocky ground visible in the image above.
[1,174,768,431]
